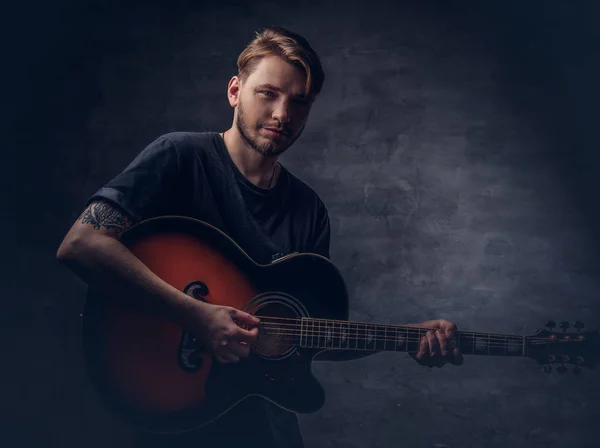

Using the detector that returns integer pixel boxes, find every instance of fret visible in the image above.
[306,319,310,348]
[300,318,305,347]
[345,323,349,349]
[341,322,349,349]
[489,333,504,356]
[327,322,335,348]
[318,320,322,348]
[354,323,360,350]
[406,328,420,354]
[395,326,406,351]
[474,333,488,354]
[384,325,388,351]
[374,324,386,351]
[366,324,376,351]
[507,336,519,356]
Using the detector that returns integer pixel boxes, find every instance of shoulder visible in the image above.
[143,131,223,169]
[156,131,218,154]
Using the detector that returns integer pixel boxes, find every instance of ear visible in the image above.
[227,76,241,108]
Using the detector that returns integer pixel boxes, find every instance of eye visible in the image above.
[260,91,276,98]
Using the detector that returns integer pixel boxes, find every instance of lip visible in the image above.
[262,127,286,137]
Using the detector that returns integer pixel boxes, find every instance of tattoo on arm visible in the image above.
[79,201,134,236]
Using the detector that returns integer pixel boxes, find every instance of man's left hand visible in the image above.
[409,319,464,368]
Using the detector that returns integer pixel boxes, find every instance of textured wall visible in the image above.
[4,0,600,447]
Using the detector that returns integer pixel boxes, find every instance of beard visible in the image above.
[235,99,303,158]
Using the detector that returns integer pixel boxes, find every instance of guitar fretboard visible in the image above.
[289,318,527,357]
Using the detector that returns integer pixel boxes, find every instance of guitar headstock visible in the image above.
[527,321,599,374]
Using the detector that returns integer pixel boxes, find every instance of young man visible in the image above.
[57,27,463,448]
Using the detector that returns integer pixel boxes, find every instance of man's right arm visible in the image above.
[56,200,203,329]
[57,199,260,364]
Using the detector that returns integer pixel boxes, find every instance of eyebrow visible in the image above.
[256,83,307,100]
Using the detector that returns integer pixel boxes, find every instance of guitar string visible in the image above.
[255,320,541,339]
[247,315,525,337]
[258,333,553,347]
[240,321,564,344]
[245,315,575,342]
[256,325,566,344]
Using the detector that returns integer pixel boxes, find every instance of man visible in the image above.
[57,26,463,448]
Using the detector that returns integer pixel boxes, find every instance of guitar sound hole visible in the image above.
[253,302,299,359]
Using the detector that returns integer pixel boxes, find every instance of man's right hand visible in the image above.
[189,302,260,364]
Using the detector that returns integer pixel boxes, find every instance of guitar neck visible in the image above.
[268,317,529,357]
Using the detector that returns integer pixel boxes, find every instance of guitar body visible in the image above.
[82,216,349,434]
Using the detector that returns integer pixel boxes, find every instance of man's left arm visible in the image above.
[308,205,463,367]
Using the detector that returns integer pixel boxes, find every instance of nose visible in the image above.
[272,99,291,124]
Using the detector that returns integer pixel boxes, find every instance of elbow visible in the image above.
[56,235,88,264]
[56,238,76,263]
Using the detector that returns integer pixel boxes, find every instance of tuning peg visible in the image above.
[573,321,584,331]
[557,364,568,374]
[543,364,552,374]
[559,321,570,332]
[545,320,556,329]
[573,366,582,374]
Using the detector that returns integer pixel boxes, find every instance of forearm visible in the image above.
[57,233,201,328]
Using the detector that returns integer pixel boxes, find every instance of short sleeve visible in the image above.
[87,135,178,222]
[312,208,331,259]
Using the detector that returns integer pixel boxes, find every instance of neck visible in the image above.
[259,316,530,358]
[221,128,278,188]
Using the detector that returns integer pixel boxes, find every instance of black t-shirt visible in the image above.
[87,131,331,448]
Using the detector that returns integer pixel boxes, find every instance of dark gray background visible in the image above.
[3,0,600,447]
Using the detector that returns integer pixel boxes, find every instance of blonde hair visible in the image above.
[237,26,325,100]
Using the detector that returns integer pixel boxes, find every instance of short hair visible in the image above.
[237,26,325,100]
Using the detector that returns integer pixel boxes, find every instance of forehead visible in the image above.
[245,55,307,96]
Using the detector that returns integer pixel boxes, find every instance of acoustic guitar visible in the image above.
[81,216,598,434]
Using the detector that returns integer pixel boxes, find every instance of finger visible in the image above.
[435,330,448,357]
[426,330,439,357]
[417,333,429,361]
[215,349,240,364]
[231,308,260,326]
[443,321,458,339]
[228,340,251,359]
[235,326,259,344]
[452,346,464,365]
[210,338,228,352]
